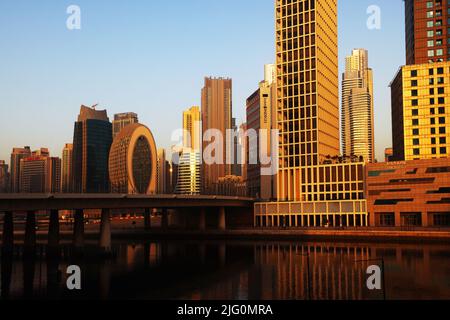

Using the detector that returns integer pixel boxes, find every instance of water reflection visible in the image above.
[0,241,449,300]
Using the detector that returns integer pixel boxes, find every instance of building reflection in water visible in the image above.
[1,241,450,300]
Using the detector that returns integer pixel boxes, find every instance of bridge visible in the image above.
[0,194,255,255]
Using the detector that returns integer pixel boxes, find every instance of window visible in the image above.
[428,40,435,47]
[438,77,445,84]
[440,127,446,134]
[431,108,436,115]
[431,118,436,125]
[439,117,446,124]
[440,137,447,144]
[440,147,447,154]
[430,88,435,95]
[412,89,418,96]
[413,129,420,135]
[431,128,437,134]
[439,107,445,114]
[428,50,435,57]
[427,21,434,28]
[429,68,434,76]
[438,67,444,74]
[428,31,435,37]
[413,149,420,156]
[412,99,419,106]
[432,147,437,154]
[438,87,445,94]
[437,49,444,56]
[413,119,419,126]
[413,139,420,146]
[412,80,418,86]
[411,70,418,77]
[432,137,437,145]
[412,109,419,116]
[430,98,435,105]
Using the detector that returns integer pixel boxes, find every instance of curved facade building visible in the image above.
[109,124,157,194]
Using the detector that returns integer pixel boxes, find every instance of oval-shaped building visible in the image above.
[109,123,157,194]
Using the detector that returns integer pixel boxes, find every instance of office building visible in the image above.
[183,106,201,151]
[341,49,375,162]
[246,65,278,200]
[19,149,61,193]
[113,112,139,138]
[61,143,73,193]
[72,105,112,193]
[201,77,233,194]
[109,123,157,194]
[405,0,450,65]
[0,160,9,193]
[366,159,450,227]
[9,146,31,193]
[175,152,202,195]
[156,148,168,194]
[391,61,450,160]
[256,0,367,227]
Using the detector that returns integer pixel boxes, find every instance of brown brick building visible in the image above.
[406,0,450,65]
[366,158,450,227]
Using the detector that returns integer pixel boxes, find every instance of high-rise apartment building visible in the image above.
[19,149,61,193]
[183,106,201,151]
[391,62,450,160]
[9,146,31,193]
[112,112,139,138]
[72,105,112,193]
[246,65,278,200]
[0,160,9,193]
[341,49,375,162]
[61,143,73,193]
[201,77,233,194]
[256,0,367,228]
[405,0,450,65]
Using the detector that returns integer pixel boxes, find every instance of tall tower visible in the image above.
[72,105,112,193]
[9,146,31,193]
[201,77,233,194]
[0,160,9,193]
[112,112,139,138]
[19,149,61,193]
[405,0,450,65]
[156,148,167,194]
[341,49,375,162]
[276,0,340,201]
[183,106,201,151]
[61,143,73,193]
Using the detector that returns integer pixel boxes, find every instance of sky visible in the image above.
[0,0,405,164]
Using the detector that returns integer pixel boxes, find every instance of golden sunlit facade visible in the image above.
[391,61,450,161]
[183,106,201,152]
[255,0,367,228]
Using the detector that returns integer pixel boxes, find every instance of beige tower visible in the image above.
[183,106,201,151]
[201,77,233,194]
[341,49,375,162]
[61,143,73,193]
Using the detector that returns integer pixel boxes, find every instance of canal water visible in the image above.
[1,240,450,300]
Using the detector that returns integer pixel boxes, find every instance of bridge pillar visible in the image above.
[24,211,36,251]
[73,209,84,248]
[48,210,60,250]
[218,207,226,231]
[144,208,152,230]
[99,208,111,253]
[161,209,169,229]
[1,212,14,254]
[199,208,206,231]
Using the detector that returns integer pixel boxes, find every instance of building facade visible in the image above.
[201,77,233,194]
[109,123,157,194]
[175,151,202,195]
[61,143,73,193]
[19,149,61,193]
[246,65,277,200]
[113,112,139,138]
[156,148,167,194]
[405,0,450,65]
[0,160,9,193]
[366,159,450,227]
[72,105,113,193]
[256,0,367,227]
[183,106,201,151]
[9,146,31,193]
[341,49,375,162]
[391,62,450,160]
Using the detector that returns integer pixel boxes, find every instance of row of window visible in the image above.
[411,107,446,116]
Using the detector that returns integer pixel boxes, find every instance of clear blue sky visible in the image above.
[0,0,404,164]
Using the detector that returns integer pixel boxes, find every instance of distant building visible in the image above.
[385,148,394,162]
[391,62,450,160]
[10,146,31,193]
[112,112,139,138]
[0,160,9,193]
[366,159,450,227]
[175,152,202,195]
[201,77,233,194]
[19,149,61,193]
[341,49,374,162]
[61,143,73,193]
[72,105,112,193]
[214,175,247,197]
[109,123,157,194]
[183,106,201,151]
[246,65,277,200]
[156,148,168,194]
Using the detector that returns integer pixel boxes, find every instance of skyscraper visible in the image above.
[61,143,73,193]
[246,64,278,200]
[72,105,112,193]
[9,146,31,193]
[19,149,61,193]
[201,77,233,194]
[341,49,375,162]
[256,0,367,228]
[112,112,139,138]
[156,148,167,194]
[183,106,201,151]
[0,160,9,193]
[405,0,450,65]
